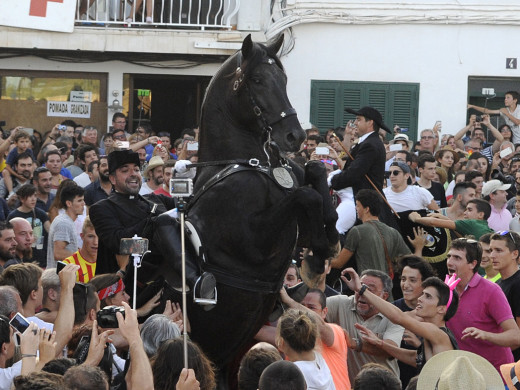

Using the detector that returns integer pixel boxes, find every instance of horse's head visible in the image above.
[232,35,305,154]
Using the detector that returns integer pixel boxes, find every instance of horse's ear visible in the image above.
[267,34,284,55]
[241,34,253,60]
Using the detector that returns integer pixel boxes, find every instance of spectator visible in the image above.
[445,238,520,373]
[326,269,404,380]
[36,269,61,324]
[409,198,494,240]
[283,263,301,288]
[84,156,111,207]
[13,371,65,390]
[44,150,68,195]
[238,343,282,390]
[478,233,501,283]
[0,221,20,272]
[483,179,513,231]
[342,268,458,374]
[140,156,164,195]
[352,363,401,390]
[80,126,98,146]
[62,365,108,390]
[32,167,55,212]
[140,314,182,358]
[153,159,176,197]
[8,184,49,267]
[2,129,34,197]
[417,154,447,207]
[0,285,23,319]
[418,129,437,154]
[280,288,351,390]
[392,255,435,389]
[152,338,215,390]
[384,162,439,212]
[70,144,98,183]
[10,217,34,263]
[490,231,520,360]
[438,182,476,221]
[62,217,98,283]
[258,360,306,390]
[0,151,34,199]
[47,184,85,269]
[276,308,335,390]
[331,189,418,277]
[469,91,520,144]
[99,132,114,155]
[464,170,485,198]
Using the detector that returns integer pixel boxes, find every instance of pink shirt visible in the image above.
[447,273,514,372]
[487,203,512,232]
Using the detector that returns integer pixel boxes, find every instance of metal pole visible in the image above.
[133,254,139,310]
[179,198,189,369]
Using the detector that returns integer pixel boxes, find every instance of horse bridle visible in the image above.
[233,52,297,165]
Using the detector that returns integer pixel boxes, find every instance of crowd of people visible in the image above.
[0,90,520,389]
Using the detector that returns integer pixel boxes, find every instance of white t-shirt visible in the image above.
[294,352,336,390]
[384,185,434,212]
[501,105,520,144]
[0,360,21,390]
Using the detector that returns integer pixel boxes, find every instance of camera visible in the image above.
[475,115,482,122]
[97,306,125,328]
[58,125,67,131]
[119,237,149,255]
[170,178,193,198]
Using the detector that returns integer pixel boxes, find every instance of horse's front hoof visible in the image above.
[299,260,324,289]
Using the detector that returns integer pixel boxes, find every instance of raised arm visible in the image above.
[468,104,500,115]
[409,212,456,230]
[53,263,78,356]
[341,268,448,346]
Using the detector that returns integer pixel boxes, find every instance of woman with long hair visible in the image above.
[152,338,216,390]
[435,148,458,186]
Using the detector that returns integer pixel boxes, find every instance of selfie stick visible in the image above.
[332,133,400,219]
[177,198,189,369]
[129,235,148,311]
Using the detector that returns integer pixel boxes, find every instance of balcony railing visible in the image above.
[76,0,240,29]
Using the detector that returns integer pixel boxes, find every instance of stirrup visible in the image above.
[193,272,217,306]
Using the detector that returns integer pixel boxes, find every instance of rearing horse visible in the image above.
[174,34,338,374]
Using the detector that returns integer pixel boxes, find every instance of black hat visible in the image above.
[344,106,391,133]
[108,150,140,174]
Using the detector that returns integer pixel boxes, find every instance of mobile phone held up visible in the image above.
[9,312,30,334]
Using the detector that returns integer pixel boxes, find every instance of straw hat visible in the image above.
[417,350,503,390]
[389,133,414,149]
[144,156,164,177]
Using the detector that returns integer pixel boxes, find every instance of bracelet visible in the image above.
[21,354,37,358]
[117,269,127,278]
[358,284,368,296]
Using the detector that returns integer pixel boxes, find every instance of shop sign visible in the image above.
[47,101,91,118]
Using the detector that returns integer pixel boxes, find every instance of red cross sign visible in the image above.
[29,0,64,17]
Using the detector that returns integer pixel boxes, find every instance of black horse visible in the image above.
[157,34,338,381]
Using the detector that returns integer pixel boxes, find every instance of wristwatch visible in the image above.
[358,284,369,296]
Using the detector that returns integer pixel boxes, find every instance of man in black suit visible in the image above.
[330,107,396,229]
[89,149,216,304]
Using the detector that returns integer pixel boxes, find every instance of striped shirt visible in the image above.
[63,251,96,283]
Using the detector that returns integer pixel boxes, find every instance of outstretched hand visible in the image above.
[340,268,362,293]
[407,226,427,251]
[355,323,382,346]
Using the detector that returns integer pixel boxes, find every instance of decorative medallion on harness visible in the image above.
[273,167,294,188]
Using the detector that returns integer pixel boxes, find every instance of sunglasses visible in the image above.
[498,230,517,244]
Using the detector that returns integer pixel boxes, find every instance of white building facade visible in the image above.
[1,0,519,141]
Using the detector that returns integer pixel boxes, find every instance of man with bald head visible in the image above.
[10,217,34,263]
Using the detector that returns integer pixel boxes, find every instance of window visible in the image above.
[310,80,419,140]
[0,71,106,102]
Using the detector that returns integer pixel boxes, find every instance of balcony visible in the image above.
[76,0,240,30]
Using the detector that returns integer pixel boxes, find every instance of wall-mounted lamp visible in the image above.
[108,90,124,112]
